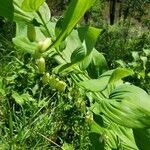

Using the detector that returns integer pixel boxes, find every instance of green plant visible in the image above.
[0,0,150,149]
[116,47,150,94]
[96,20,150,68]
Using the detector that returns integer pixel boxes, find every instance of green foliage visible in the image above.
[116,46,150,94]
[0,0,150,149]
[100,84,150,128]
[52,0,97,48]
[0,0,14,20]
[22,0,45,12]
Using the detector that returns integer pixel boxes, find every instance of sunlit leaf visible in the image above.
[13,36,37,54]
[57,27,101,73]
[22,0,45,12]
[52,0,96,48]
[61,143,74,150]
[132,51,140,61]
[90,116,138,150]
[87,49,108,78]
[14,0,50,23]
[12,91,25,105]
[99,84,150,128]
[71,46,86,63]
[78,70,113,92]
[108,68,134,84]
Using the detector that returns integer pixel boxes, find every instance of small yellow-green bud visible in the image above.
[27,24,36,42]
[38,38,51,53]
[36,57,45,74]
[49,76,59,89]
[85,112,93,124]
[56,81,67,92]
[42,73,50,84]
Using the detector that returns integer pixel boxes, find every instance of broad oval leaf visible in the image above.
[71,46,86,63]
[78,70,113,92]
[56,27,101,73]
[87,49,108,79]
[22,0,45,12]
[13,36,37,54]
[78,68,133,92]
[14,0,51,23]
[108,68,134,84]
[77,26,102,55]
[90,119,138,150]
[52,0,97,48]
[100,84,150,128]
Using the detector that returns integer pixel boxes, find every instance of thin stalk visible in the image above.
[36,11,51,37]
[55,47,68,63]
[7,99,14,150]
[37,132,62,149]
[36,10,68,62]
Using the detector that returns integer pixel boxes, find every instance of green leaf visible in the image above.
[13,36,37,54]
[77,27,102,56]
[0,0,14,20]
[79,53,92,70]
[78,70,113,92]
[87,49,108,79]
[108,68,134,84]
[52,0,96,48]
[22,0,45,12]
[14,0,50,23]
[57,27,101,73]
[79,77,109,92]
[90,115,138,150]
[56,30,82,63]
[78,68,132,92]
[71,46,86,63]
[12,91,25,105]
[140,56,147,70]
[0,77,5,96]
[0,77,3,89]
[143,49,150,56]
[132,51,140,61]
[12,91,34,105]
[99,84,150,128]
[62,143,74,150]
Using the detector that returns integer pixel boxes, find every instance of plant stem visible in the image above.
[37,132,62,149]
[7,99,13,149]
[36,11,51,37]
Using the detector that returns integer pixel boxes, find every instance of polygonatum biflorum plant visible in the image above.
[1,0,150,149]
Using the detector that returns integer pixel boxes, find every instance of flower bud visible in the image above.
[56,81,67,92]
[49,76,59,89]
[27,24,36,42]
[38,38,51,53]
[36,57,45,74]
[42,73,50,84]
[75,98,82,109]
[85,112,93,124]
